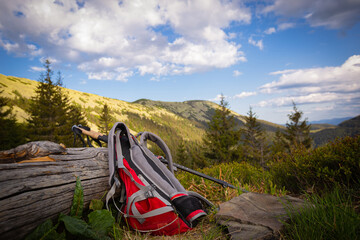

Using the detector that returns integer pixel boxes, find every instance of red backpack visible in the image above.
[105,122,213,235]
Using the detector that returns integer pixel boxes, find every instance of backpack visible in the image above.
[105,122,213,235]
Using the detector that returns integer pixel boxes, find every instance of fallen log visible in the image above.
[0,141,109,240]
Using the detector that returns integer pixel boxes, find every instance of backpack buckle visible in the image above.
[145,186,155,198]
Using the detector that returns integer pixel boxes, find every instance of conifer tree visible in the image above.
[175,140,189,166]
[283,102,312,150]
[0,92,25,150]
[203,95,242,164]
[189,142,208,168]
[242,107,267,165]
[98,103,114,134]
[27,59,86,146]
[270,128,287,155]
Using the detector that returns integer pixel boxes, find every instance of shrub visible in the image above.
[177,161,286,204]
[270,135,360,193]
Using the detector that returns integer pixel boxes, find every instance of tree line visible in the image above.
[177,95,312,168]
[1,60,312,167]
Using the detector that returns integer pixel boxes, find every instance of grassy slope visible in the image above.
[0,74,204,152]
[2,73,357,148]
[0,74,284,137]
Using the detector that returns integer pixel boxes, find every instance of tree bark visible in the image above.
[0,141,109,240]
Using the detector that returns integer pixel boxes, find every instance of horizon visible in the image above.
[0,0,359,124]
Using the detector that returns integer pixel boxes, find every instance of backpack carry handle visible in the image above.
[140,131,175,174]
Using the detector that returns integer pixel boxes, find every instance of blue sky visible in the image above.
[0,0,359,124]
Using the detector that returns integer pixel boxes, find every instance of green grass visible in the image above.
[282,187,360,240]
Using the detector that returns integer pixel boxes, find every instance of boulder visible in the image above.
[215,192,305,240]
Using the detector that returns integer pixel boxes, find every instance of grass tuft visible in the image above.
[282,186,360,240]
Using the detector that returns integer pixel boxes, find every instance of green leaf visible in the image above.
[59,214,101,240]
[25,219,65,240]
[70,176,84,218]
[89,199,104,211]
[88,210,115,236]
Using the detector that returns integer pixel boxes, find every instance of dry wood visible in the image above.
[0,141,66,163]
[0,142,109,240]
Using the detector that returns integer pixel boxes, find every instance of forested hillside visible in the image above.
[311,115,360,146]
[1,73,360,240]
[0,74,284,159]
[1,73,358,153]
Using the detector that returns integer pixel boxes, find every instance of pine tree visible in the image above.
[189,142,208,169]
[242,107,267,165]
[203,95,242,164]
[283,102,312,150]
[98,103,114,134]
[27,59,86,146]
[175,140,189,166]
[28,60,58,142]
[270,128,287,155]
[0,92,25,150]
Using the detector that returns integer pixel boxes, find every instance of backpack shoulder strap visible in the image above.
[106,122,135,210]
[108,122,135,186]
[140,131,175,174]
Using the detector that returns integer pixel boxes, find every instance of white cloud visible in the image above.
[27,44,43,56]
[277,22,295,31]
[209,94,229,102]
[40,57,59,64]
[0,0,251,81]
[88,71,115,81]
[264,23,294,35]
[30,66,45,72]
[261,55,360,95]
[150,76,161,82]
[257,92,353,107]
[87,69,132,82]
[248,36,264,50]
[234,91,257,99]
[262,0,360,29]
[258,55,360,113]
[264,27,276,34]
[233,70,243,77]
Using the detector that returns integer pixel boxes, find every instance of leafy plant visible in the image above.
[25,177,115,240]
[270,135,360,193]
[70,177,83,218]
[25,219,64,240]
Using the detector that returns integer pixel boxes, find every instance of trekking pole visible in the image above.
[71,125,242,190]
[72,125,108,146]
[157,156,238,189]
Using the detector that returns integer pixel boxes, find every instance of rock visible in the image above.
[215,192,305,240]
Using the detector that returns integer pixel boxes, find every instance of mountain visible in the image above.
[310,117,353,125]
[339,115,360,128]
[1,73,358,150]
[0,73,282,132]
[0,74,283,158]
[134,98,282,132]
[311,115,360,146]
